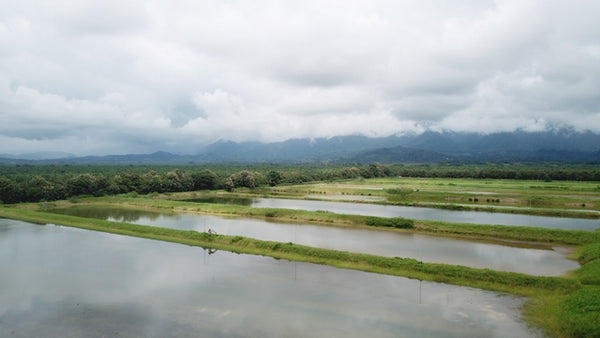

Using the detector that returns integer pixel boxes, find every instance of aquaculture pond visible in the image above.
[50,206,578,276]
[251,198,600,230]
[0,219,542,337]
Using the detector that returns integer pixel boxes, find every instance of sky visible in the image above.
[1,0,599,156]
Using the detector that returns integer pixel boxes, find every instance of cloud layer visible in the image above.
[1,0,599,155]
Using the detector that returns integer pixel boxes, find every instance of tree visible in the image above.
[164,169,193,192]
[191,169,218,190]
[66,174,92,196]
[142,170,164,193]
[26,175,66,201]
[112,172,143,193]
[0,176,22,203]
[267,170,283,186]
[231,170,258,188]
[223,177,235,192]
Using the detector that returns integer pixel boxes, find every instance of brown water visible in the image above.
[0,219,542,337]
[51,206,579,276]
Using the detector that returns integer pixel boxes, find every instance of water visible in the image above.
[51,206,579,276]
[0,219,542,337]
[252,198,600,230]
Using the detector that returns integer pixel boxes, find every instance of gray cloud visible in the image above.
[0,0,599,155]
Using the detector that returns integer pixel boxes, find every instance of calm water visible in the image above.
[0,219,542,337]
[51,206,579,276]
[252,198,600,230]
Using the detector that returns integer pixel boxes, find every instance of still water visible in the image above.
[51,206,579,276]
[252,198,600,230]
[0,219,542,337]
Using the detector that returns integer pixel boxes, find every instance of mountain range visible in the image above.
[2,130,600,164]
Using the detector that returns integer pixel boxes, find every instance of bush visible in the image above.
[365,216,414,229]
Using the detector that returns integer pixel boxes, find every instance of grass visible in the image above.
[557,286,600,337]
[577,242,600,264]
[415,221,600,246]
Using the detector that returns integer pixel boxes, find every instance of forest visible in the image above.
[1,163,600,204]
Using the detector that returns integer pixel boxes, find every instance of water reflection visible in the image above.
[252,198,600,230]
[50,206,579,276]
[0,219,542,337]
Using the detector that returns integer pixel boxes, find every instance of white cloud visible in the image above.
[0,0,599,155]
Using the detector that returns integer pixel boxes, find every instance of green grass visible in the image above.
[576,260,600,285]
[416,221,600,246]
[577,242,600,264]
[558,286,600,337]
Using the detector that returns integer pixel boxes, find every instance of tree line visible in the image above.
[1,163,599,204]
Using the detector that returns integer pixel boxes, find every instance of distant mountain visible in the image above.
[0,151,75,160]
[44,151,196,164]
[352,130,600,163]
[352,146,450,163]
[1,130,599,165]
[200,135,402,162]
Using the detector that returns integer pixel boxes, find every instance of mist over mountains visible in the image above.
[2,130,600,164]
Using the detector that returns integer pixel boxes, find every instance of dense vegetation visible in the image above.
[2,163,600,204]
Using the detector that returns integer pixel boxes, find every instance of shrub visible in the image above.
[365,216,414,229]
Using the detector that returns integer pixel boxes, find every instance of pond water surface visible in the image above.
[251,198,600,230]
[1,218,542,337]
[51,206,579,276]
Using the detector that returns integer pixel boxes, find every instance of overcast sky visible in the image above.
[1,0,599,155]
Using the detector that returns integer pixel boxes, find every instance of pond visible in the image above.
[251,198,600,230]
[51,206,579,276]
[0,219,542,337]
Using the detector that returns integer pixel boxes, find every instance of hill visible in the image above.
[1,130,599,164]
